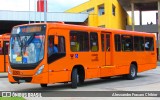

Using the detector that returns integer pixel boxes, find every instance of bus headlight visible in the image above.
[8,66,12,74]
[35,65,44,75]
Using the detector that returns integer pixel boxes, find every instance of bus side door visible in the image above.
[101,33,111,65]
[100,32,112,77]
[48,29,69,83]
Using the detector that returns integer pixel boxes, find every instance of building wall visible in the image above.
[66,0,131,29]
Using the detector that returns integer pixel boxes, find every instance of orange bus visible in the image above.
[8,23,157,88]
[0,33,10,72]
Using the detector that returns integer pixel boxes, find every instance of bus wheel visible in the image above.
[40,84,47,87]
[71,68,78,88]
[79,75,84,85]
[126,64,137,80]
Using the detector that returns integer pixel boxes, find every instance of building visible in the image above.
[66,0,160,59]
[66,0,132,29]
[118,0,159,59]
[0,0,89,35]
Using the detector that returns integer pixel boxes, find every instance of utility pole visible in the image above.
[29,0,30,24]
[158,0,160,60]
[44,0,47,23]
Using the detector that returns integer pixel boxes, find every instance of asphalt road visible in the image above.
[0,66,160,100]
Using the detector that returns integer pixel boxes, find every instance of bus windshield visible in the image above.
[9,25,46,64]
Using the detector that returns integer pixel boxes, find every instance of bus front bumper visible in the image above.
[8,72,48,84]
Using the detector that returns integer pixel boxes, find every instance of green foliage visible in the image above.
[0,97,25,100]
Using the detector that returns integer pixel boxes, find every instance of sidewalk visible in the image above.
[0,72,8,78]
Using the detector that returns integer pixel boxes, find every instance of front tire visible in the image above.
[126,64,137,80]
[71,68,78,88]
[40,84,47,87]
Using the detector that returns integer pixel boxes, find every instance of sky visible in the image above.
[0,0,89,12]
[0,0,157,25]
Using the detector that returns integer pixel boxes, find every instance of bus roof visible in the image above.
[13,22,155,37]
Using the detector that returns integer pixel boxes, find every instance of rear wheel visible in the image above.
[126,64,137,80]
[78,72,84,85]
[40,84,47,87]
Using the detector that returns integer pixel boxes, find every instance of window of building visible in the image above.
[112,4,116,16]
[121,35,133,51]
[98,4,105,16]
[145,37,154,51]
[98,25,105,28]
[114,34,121,51]
[134,36,144,51]
[70,31,89,52]
[90,32,98,52]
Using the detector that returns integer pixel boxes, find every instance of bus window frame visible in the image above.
[47,35,66,64]
[70,31,89,52]
[90,32,99,52]
[121,35,133,52]
[144,37,154,51]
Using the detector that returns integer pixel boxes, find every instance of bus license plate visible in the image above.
[13,71,20,75]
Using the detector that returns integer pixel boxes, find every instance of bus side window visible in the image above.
[47,35,66,63]
[106,34,110,51]
[48,36,57,57]
[70,35,79,52]
[134,36,144,51]
[70,31,89,52]
[121,35,133,51]
[4,42,9,55]
[114,34,121,51]
[0,41,3,55]
[58,36,65,53]
[90,32,98,52]
[101,34,110,51]
[145,37,154,51]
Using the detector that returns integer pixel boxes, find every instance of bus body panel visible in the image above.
[0,55,5,72]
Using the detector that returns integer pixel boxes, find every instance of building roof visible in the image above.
[118,0,158,11]
[0,10,89,22]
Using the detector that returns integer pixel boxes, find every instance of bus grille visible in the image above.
[13,76,32,82]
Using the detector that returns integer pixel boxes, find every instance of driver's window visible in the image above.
[47,35,66,64]
[48,36,58,57]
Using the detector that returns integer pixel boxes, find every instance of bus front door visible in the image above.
[3,41,9,72]
[100,32,112,77]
